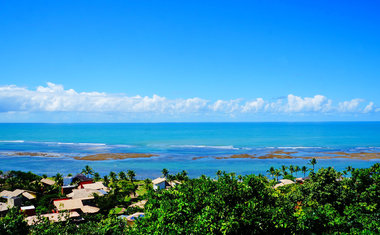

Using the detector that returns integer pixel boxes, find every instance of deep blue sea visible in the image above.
[0,122,379,178]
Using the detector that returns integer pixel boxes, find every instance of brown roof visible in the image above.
[25,211,80,225]
[274,179,295,189]
[81,205,100,213]
[82,182,108,191]
[67,189,104,200]
[54,199,83,211]
[41,178,56,186]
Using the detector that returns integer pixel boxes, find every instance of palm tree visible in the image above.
[309,158,317,172]
[144,178,152,190]
[346,166,353,172]
[216,170,222,180]
[93,172,101,182]
[301,166,307,177]
[81,165,94,178]
[294,166,300,177]
[281,165,288,176]
[118,171,127,181]
[109,171,117,182]
[127,170,136,184]
[103,175,110,186]
[162,168,169,178]
[181,170,188,180]
[274,169,282,182]
[267,166,275,178]
[54,173,63,187]
[289,165,295,176]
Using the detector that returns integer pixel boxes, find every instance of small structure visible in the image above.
[129,200,147,209]
[41,178,55,186]
[67,189,105,200]
[120,212,145,226]
[274,179,295,189]
[25,211,80,226]
[0,189,36,207]
[82,182,109,191]
[53,198,100,214]
[169,180,181,187]
[152,177,170,190]
[20,205,36,216]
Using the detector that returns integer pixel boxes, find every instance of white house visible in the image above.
[152,177,170,190]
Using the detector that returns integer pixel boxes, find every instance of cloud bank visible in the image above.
[0,83,377,117]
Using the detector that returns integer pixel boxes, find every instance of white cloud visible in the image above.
[363,102,374,113]
[0,83,377,117]
[338,99,364,112]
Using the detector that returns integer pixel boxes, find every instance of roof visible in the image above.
[274,179,295,189]
[21,205,35,210]
[169,180,181,186]
[82,182,108,191]
[53,199,100,213]
[125,212,145,222]
[152,177,167,185]
[67,189,104,200]
[22,191,37,200]
[81,205,100,213]
[0,189,36,199]
[54,199,83,211]
[41,178,55,186]
[25,211,80,225]
[0,189,25,198]
[0,202,10,212]
[129,200,147,209]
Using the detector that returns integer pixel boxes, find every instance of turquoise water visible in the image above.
[0,122,379,178]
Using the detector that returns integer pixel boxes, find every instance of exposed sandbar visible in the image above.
[73,153,157,161]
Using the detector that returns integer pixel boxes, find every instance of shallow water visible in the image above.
[0,122,379,178]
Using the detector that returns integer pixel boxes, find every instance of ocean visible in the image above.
[0,122,379,178]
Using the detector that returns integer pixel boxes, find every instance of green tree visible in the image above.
[309,158,317,172]
[127,170,136,184]
[161,168,169,178]
[81,165,94,178]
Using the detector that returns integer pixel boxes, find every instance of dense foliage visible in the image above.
[0,163,379,234]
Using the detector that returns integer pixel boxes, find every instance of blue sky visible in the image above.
[0,0,379,122]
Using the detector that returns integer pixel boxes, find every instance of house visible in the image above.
[0,189,36,207]
[20,205,36,216]
[41,178,55,186]
[82,182,109,192]
[119,212,145,226]
[274,179,295,189]
[78,180,95,189]
[152,177,170,190]
[53,198,100,214]
[25,211,80,226]
[67,189,105,200]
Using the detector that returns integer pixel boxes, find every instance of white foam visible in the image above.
[0,140,25,143]
[171,145,239,150]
